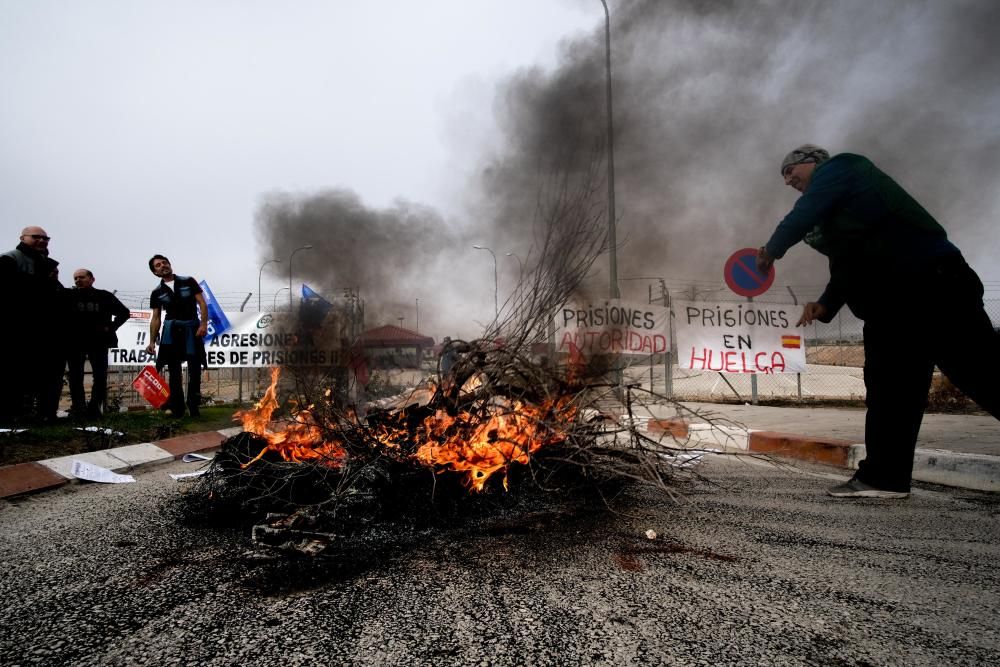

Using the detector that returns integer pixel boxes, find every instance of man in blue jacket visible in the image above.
[757,145,999,498]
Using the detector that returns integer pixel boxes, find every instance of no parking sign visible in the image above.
[724,247,774,297]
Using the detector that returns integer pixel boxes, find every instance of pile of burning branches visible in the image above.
[187,347,718,557]
[185,148,728,555]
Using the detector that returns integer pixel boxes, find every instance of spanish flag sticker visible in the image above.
[781,335,801,349]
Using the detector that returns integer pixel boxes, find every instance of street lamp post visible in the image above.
[505,252,524,279]
[415,298,420,332]
[599,0,619,301]
[288,245,314,312]
[258,258,282,312]
[273,287,289,311]
[473,245,498,318]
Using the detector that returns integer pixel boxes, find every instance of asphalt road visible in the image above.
[2,456,999,666]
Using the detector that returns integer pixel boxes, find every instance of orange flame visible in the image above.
[235,367,346,468]
[234,368,578,491]
[407,397,577,492]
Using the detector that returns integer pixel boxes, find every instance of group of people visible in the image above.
[0,228,208,424]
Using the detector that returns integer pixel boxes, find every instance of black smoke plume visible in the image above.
[256,189,476,333]
[475,0,1000,300]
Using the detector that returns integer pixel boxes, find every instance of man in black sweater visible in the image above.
[65,268,130,419]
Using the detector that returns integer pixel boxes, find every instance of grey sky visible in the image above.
[3,1,999,340]
[1,0,595,337]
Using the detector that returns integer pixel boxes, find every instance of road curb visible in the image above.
[5,420,998,498]
[0,427,242,499]
[647,418,999,493]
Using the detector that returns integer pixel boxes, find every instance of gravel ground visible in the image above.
[1,457,999,666]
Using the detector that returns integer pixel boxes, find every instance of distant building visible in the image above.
[359,325,435,369]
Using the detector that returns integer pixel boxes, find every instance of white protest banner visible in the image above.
[109,310,158,366]
[673,300,806,373]
[109,311,345,368]
[555,299,669,356]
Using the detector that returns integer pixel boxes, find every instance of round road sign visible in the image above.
[724,247,775,298]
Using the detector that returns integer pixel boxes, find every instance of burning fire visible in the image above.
[235,368,346,468]
[235,368,577,491]
[409,398,576,492]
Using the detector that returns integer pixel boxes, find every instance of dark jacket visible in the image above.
[65,287,131,348]
[0,243,63,336]
[764,153,959,321]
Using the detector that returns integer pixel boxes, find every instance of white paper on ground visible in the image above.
[170,469,208,481]
[0,428,28,434]
[71,460,136,484]
[75,427,125,436]
[181,453,212,463]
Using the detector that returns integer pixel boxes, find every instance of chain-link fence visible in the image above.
[74,367,267,413]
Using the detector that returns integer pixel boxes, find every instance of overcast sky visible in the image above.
[3,0,998,340]
[1,0,595,334]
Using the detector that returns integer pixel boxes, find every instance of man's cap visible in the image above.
[780,144,830,174]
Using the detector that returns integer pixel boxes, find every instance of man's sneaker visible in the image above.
[827,478,909,499]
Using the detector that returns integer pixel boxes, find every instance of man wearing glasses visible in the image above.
[0,227,64,423]
[757,145,999,499]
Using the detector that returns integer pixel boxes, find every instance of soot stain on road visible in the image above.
[185,489,628,598]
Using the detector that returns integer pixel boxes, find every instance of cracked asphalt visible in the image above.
[1,456,999,666]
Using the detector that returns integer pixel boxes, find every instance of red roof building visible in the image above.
[359,325,435,369]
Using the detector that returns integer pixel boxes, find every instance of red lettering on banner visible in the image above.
[723,351,737,373]
[755,352,767,371]
[708,350,724,372]
[770,352,786,372]
[563,328,669,355]
[686,348,793,374]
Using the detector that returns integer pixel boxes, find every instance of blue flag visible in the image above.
[199,280,232,340]
[301,284,333,315]
[299,284,333,329]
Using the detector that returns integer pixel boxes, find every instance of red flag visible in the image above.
[132,365,170,408]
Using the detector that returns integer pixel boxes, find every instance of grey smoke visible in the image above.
[255,189,468,328]
[477,0,1000,299]
[257,0,1000,337]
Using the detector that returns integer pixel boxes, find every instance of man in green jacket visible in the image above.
[758,145,999,498]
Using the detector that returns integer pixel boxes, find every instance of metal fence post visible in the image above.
[663,284,673,398]
[787,285,803,401]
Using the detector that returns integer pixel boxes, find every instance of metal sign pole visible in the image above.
[748,295,758,405]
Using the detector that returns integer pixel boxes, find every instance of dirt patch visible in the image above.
[806,344,865,367]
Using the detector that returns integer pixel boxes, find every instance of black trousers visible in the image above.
[857,258,1000,491]
[67,344,110,415]
[164,353,201,416]
[0,334,61,422]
